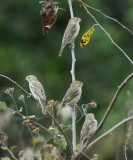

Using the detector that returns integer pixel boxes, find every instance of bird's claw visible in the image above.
[27,93,32,98]
[69,43,75,49]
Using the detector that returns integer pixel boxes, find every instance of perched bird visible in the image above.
[25,75,46,114]
[59,17,81,56]
[80,113,98,147]
[57,80,83,116]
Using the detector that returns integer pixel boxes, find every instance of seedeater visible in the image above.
[80,113,98,147]
[25,75,46,114]
[59,17,81,56]
[57,80,83,116]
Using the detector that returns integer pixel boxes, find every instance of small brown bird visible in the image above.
[59,17,81,56]
[57,80,83,116]
[39,0,59,34]
[25,75,46,114]
[80,113,98,147]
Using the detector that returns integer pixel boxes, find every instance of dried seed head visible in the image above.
[18,95,24,101]
[22,119,30,125]
[18,150,24,157]
[89,102,97,108]
[4,89,10,95]
[32,128,39,134]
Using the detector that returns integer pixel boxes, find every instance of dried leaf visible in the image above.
[39,0,59,34]
[18,150,24,157]
[89,102,97,108]
[80,27,95,48]
[22,119,30,125]
[32,128,39,134]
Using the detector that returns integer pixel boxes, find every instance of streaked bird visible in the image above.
[80,113,98,148]
[59,17,81,56]
[57,80,83,116]
[26,75,46,114]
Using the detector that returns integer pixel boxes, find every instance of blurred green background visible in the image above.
[0,0,133,159]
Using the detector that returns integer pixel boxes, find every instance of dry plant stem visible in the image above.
[83,4,133,66]
[81,0,133,36]
[124,137,129,160]
[4,147,17,160]
[6,106,48,132]
[75,116,133,160]
[0,74,34,99]
[74,72,133,159]
[0,74,74,156]
[68,0,77,152]
[46,112,75,156]
[97,72,133,132]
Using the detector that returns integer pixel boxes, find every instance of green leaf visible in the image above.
[44,156,56,160]
[13,107,23,114]
[10,145,17,150]
[28,115,35,119]
[0,101,7,110]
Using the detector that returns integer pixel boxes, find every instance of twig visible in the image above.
[97,72,133,132]
[0,74,74,156]
[80,0,133,36]
[46,112,75,156]
[83,4,133,66]
[124,137,129,160]
[68,0,77,152]
[10,94,18,110]
[5,106,48,132]
[0,74,35,101]
[74,116,133,160]
[86,116,133,152]
[74,72,133,159]
[2,147,18,160]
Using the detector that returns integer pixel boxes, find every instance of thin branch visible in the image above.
[46,112,74,156]
[83,4,133,66]
[0,74,74,157]
[74,116,133,160]
[74,72,133,159]
[124,137,129,160]
[97,72,133,132]
[80,0,133,36]
[2,147,18,160]
[0,74,35,101]
[5,106,48,133]
[68,0,77,152]
[86,116,133,152]
[10,94,18,110]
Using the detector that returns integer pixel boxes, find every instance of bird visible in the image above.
[25,75,46,114]
[58,17,81,56]
[57,80,83,116]
[80,113,98,148]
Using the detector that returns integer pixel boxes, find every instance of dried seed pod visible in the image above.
[39,0,59,34]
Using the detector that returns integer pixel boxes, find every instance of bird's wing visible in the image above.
[29,81,46,101]
[62,88,79,106]
[63,23,78,44]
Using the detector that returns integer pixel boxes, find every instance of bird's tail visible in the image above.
[58,46,64,57]
[79,139,83,150]
[57,105,62,116]
[39,100,46,115]
[57,102,65,116]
